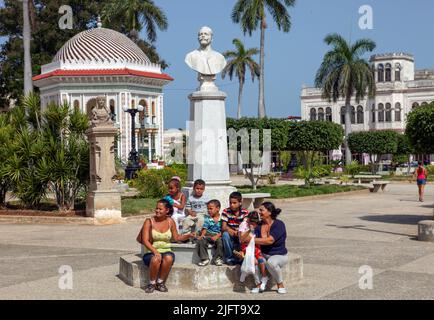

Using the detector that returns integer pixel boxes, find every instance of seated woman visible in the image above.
[140,199,193,293]
[240,202,288,294]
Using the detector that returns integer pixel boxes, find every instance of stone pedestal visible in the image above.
[184,90,236,209]
[119,252,303,291]
[418,220,434,242]
[86,116,123,225]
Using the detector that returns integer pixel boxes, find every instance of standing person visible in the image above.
[139,199,193,293]
[221,192,249,265]
[164,178,186,232]
[241,202,288,294]
[195,199,224,266]
[182,179,210,237]
[413,161,428,202]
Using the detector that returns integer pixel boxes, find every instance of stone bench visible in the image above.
[241,193,271,211]
[369,181,389,193]
[119,252,303,292]
[354,175,382,184]
[418,220,434,242]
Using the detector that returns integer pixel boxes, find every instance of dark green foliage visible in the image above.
[348,130,398,155]
[348,130,399,173]
[286,121,344,152]
[135,166,187,198]
[405,104,434,154]
[0,93,89,210]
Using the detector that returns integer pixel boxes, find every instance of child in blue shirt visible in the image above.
[195,199,224,266]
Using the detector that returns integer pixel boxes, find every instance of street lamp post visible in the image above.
[123,104,144,180]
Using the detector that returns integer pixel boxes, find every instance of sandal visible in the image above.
[144,283,155,293]
[156,282,168,292]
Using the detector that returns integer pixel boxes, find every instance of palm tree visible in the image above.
[315,33,376,165]
[22,0,33,95]
[102,0,168,43]
[232,0,295,118]
[222,39,260,119]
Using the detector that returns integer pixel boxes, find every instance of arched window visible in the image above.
[310,108,317,121]
[73,100,80,112]
[340,106,345,124]
[372,104,376,123]
[395,103,401,122]
[357,105,364,124]
[395,63,401,81]
[421,101,428,106]
[151,102,156,124]
[351,106,356,124]
[138,99,147,122]
[318,108,325,121]
[385,63,392,82]
[378,103,385,122]
[326,107,332,122]
[412,102,419,109]
[109,99,116,122]
[385,103,392,122]
[378,64,384,82]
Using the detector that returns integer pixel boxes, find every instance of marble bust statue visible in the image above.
[185,26,227,76]
[91,96,112,127]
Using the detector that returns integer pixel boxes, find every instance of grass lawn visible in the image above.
[121,197,159,216]
[237,184,366,199]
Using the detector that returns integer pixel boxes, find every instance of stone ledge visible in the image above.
[418,220,434,242]
[0,215,125,225]
[272,189,369,204]
[118,252,303,292]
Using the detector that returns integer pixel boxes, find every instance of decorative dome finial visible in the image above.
[97,15,102,28]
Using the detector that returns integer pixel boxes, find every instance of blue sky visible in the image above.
[1,0,434,130]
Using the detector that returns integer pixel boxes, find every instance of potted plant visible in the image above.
[151,156,158,164]
[157,156,165,166]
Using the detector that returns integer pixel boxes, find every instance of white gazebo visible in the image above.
[33,21,173,163]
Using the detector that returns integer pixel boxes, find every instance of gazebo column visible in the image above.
[148,131,152,162]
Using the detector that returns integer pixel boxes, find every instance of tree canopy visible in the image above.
[405,103,434,154]
[286,120,344,152]
[348,130,398,156]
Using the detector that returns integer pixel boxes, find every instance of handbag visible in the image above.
[136,226,144,244]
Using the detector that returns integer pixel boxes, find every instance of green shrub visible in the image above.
[312,164,332,177]
[426,165,434,175]
[135,166,187,198]
[345,160,362,176]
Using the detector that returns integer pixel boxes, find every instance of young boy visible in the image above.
[221,191,249,265]
[195,200,224,266]
[182,179,209,236]
[234,211,268,293]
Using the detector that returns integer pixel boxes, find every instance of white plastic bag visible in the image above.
[240,235,256,282]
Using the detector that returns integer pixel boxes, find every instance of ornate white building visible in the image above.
[33,22,173,163]
[300,52,434,162]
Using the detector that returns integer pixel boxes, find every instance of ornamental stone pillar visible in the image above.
[86,96,123,225]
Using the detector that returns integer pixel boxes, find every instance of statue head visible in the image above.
[198,26,213,49]
[96,96,106,108]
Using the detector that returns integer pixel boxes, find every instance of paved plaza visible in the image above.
[0,183,433,300]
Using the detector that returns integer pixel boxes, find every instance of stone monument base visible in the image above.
[119,253,303,292]
[86,190,123,225]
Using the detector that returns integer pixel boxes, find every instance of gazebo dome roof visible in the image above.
[53,27,151,65]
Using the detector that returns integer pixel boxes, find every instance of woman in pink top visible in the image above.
[413,161,428,202]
